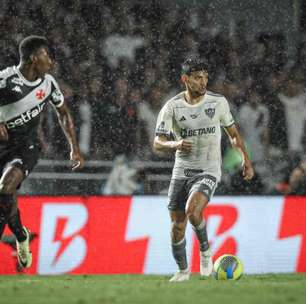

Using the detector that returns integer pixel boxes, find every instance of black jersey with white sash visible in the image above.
[0,66,64,156]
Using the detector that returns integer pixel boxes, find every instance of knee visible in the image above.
[171,221,186,242]
[0,167,23,195]
[0,182,16,194]
[186,208,202,226]
[0,194,14,216]
[185,205,194,219]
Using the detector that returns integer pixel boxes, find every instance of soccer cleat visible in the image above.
[200,248,213,276]
[169,270,190,282]
[16,227,32,269]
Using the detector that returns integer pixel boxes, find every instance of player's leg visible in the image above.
[0,165,32,268]
[7,193,27,241]
[186,191,209,250]
[168,179,190,282]
[0,166,24,239]
[7,193,32,268]
[170,211,188,267]
[186,191,212,276]
[169,210,189,282]
[185,174,218,276]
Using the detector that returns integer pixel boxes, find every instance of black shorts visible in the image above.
[168,173,218,211]
[0,142,40,187]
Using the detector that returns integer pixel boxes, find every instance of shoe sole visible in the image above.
[16,227,32,269]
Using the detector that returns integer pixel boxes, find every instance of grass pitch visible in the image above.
[0,274,305,304]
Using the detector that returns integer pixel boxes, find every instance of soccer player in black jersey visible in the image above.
[0,35,84,268]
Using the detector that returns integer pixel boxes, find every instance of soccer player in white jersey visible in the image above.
[154,57,254,282]
[0,36,84,269]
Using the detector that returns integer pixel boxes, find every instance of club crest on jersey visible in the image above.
[51,89,63,103]
[205,108,215,119]
[36,89,46,100]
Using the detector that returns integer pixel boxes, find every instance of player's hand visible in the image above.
[70,150,85,171]
[0,123,8,142]
[176,139,192,153]
[242,160,254,181]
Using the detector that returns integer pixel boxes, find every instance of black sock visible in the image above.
[8,209,27,242]
[172,238,188,271]
[192,220,209,252]
[0,210,7,239]
[0,194,14,240]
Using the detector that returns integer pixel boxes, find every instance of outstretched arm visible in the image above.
[54,102,84,170]
[224,124,254,180]
[0,123,8,142]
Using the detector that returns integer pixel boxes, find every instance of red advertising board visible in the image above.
[0,196,305,275]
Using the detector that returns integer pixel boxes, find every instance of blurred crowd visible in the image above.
[0,0,305,195]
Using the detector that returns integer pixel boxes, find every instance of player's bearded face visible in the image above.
[186,71,208,97]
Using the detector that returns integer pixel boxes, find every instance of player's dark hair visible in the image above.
[181,57,209,75]
[19,35,49,63]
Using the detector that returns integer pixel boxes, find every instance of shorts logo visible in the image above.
[205,108,215,119]
[184,169,203,177]
[202,176,216,189]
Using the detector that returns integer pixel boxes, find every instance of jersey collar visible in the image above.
[182,91,206,107]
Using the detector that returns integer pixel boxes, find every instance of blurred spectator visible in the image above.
[102,155,142,195]
[278,76,306,155]
[264,72,288,152]
[288,160,306,195]
[101,21,145,68]
[138,86,166,148]
[238,87,269,164]
[101,78,138,158]
[0,0,305,194]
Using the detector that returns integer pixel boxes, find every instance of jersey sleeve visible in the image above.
[47,75,64,108]
[220,97,235,127]
[0,77,7,122]
[0,70,8,102]
[0,78,6,90]
[155,101,174,138]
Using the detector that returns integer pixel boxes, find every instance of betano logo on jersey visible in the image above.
[6,102,46,129]
[181,126,216,138]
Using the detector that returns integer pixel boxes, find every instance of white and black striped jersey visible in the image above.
[155,90,235,180]
[0,65,64,155]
